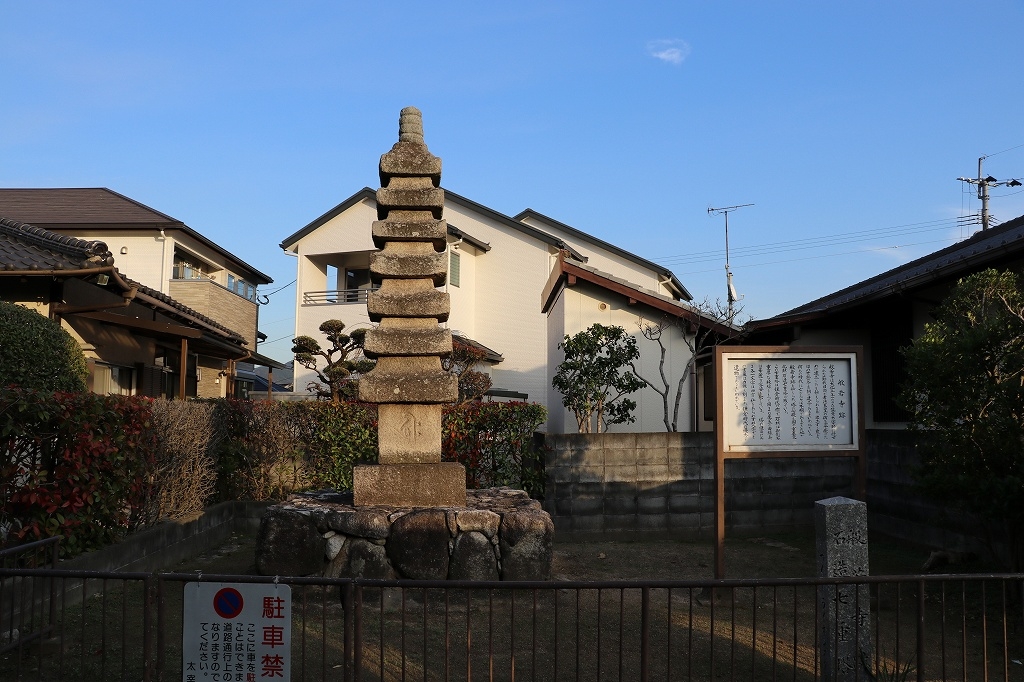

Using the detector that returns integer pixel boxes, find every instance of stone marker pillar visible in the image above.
[815,496,872,682]
[354,106,466,508]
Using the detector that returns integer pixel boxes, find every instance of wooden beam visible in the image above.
[178,338,188,400]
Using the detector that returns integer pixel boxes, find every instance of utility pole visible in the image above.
[708,203,753,321]
[958,156,1022,230]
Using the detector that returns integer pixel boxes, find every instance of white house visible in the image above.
[280,187,729,433]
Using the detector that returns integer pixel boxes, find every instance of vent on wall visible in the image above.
[450,251,461,287]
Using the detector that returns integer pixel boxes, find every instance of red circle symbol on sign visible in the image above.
[213,587,244,619]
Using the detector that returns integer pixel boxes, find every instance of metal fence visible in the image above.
[2,565,1023,682]
[0,537,60,656]
[303,289,377,305]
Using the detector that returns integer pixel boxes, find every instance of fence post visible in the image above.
[46,540,58,638]
[640,586,650,682]
[158,576,167,682]
[143,575,155,682]
[916,579,925,682]
[354,582,363,682]
[344,581,353,682]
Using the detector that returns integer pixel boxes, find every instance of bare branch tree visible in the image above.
[631,298,749,432]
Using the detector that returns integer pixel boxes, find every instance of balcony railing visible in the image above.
[303,288,377,305]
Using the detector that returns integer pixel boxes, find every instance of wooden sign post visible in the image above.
[714,346,865,578]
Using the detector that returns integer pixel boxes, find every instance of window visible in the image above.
[93,364,134,396]
[450,251,461,287]
[225,274,256,301]
[173,260,203,280]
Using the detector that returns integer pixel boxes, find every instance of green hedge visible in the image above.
[0,301,88,392]
[2,392,547,559]
[0,389,155,557]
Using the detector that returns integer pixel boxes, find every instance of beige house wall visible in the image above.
[197,356,227,398]
[169,278,258,347]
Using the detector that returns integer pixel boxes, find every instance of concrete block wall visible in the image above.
[544,432,856,539]
[865,430,988,555]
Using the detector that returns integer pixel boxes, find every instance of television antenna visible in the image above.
[708,203,753,321]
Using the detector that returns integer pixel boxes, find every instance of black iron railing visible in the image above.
[0,537,60,655]
[1,567,1023,681]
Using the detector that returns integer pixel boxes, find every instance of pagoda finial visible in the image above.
[399,106,424,144]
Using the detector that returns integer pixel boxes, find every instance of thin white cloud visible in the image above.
[646,39,691,66]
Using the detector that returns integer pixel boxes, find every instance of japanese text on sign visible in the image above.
[722,353,856,451]
[182,582,291,682]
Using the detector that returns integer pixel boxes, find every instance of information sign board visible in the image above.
[713,346,865,579]
[182,582,291,682]
[719,349,859,452]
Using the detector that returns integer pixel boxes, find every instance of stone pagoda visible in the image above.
[354,106,466,508]
[253,108,552,582]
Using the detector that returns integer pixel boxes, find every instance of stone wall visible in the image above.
[256,488,553,581]
[543,432,855,539]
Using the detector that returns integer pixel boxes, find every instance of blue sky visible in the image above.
[3,1,1024,363]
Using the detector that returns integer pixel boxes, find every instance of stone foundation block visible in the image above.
[387,509,450,579]
[353,462,466,507]
[255,507,325,576]
[450,531,499,581]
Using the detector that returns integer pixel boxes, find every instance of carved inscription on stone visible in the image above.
[815,496,871,682]
[377,404,443,465]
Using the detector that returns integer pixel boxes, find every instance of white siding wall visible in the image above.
[545,290,567,434]
[549,283,695,434]
[297,200,377,257]
[445,241,477,339]
[444,203,553,409]
[285,194,695,429]
[517,216,672,297]
[291,199,379,396]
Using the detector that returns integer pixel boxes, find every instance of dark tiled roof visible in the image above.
[766,213,1024,322]
[452,334,503,363]
[0,188,180,225]
[279,187,588,264]
[513,208,692,301]
[0,217,115,271]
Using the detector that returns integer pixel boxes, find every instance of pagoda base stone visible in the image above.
[254,488,554,581]
[353,462,466,507]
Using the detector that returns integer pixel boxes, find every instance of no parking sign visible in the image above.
[182,582,291,682]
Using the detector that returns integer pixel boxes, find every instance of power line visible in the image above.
[655,217,962,267]
[985,142,1024,158]
[257,279,297,305]
[673,237,958,276]
[261,333,296,346]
